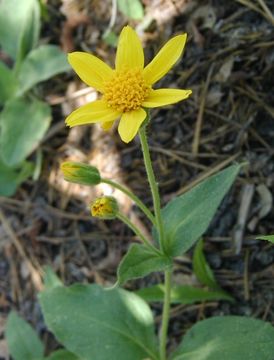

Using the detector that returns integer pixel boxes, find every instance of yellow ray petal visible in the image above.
[118,108,147,143]
[68,52,113,93]
[142,88,192,108]
[143,34,187,85]
[115,26,144,71]
[101,120,115,131]
[65,100,120,127]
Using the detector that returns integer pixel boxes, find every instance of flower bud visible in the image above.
[61,162,101,186]
[91,196,119,220]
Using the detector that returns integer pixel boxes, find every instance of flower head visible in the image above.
[61,161,101,186]
[66,26,192,143]
[91,196,119,219]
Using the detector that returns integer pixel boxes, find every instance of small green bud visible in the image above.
[91,196,119,220]
[61,161,101,186]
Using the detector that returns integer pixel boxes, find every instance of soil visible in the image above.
[0,0,274,357]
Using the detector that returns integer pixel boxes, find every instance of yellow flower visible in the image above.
[91,196,119,219]
[66,26,192,143]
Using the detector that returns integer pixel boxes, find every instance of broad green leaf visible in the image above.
[5,311,44,360]
[117,243,172,285]
[0,97,51,166]
[0,62,17,104]
[160,164,240,257]
[171,316,274,360]
[136,284,233,304]
[0,0,40,63]
[193,239,219,289]
[43,266,63,291]
[18,45,70,95]
[0,162,19,196]
[117,0,144,20]
[45,349,79,360]
[0,160,34,196]
[256,235,274,243]
[39,284,158,360]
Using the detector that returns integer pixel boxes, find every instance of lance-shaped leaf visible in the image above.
[39,284,159,360]
[135,284,233,303]
[117,243,172,285]
[0,62,17,104]
[193,239,219,289]
[0,0,40,63]
[0,97,51,166]
[159,164,241,257]
[171,316,274,360]
[5,311,44,360]
[18,45,70,95]
[43,266,63,291]
[117,0,144,20]
[0,160,34,196]
[256,235,274,244]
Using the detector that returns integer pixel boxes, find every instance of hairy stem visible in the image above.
[138,126,165,251]
[159,269,172,360]
[117,212,161,255]
[102,178,156,226]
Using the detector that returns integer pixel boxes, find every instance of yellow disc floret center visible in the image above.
[103,68,150,113]
[91,198,112,217]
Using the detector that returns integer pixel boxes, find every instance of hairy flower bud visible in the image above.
[61,162,101,186]
[91,196,119,220]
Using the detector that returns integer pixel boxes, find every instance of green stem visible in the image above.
[116,212,161,255]
[139,125,165,251]
[101,178,156,226]
[159,269,172,360]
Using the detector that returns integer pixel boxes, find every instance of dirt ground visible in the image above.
[0,0,274,357]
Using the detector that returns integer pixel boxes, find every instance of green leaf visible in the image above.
[0,0,40,63]
[0,97,51,166]
[117,244,172,285]
[136,284,233,304]
[117,0,144,20]
[45,349,79,360]
[103,30,118,47]
[160,164,241,257]
[43,266,63,291]
[171,316,274,360]
[5,311,44,360]
[18,45,70,95]
[0,62,17,104]
[39,284,158,360]
[193,239,219,289]
[16,161,35,183]
[256,235,274,244]
[0,162,19,196]
[0,160,34,196]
